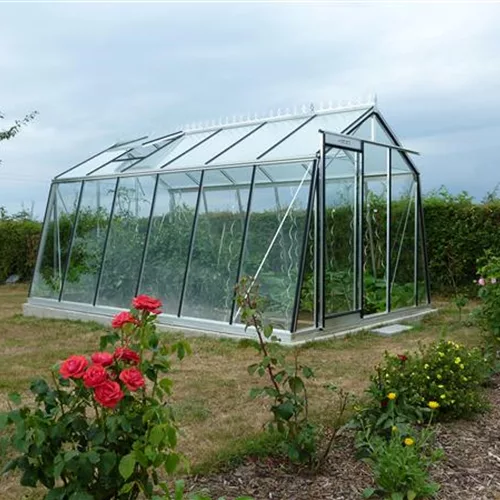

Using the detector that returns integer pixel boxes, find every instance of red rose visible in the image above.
[83,364,108,388]
[114,347,140,365]
[132,295,162,315]
[397,354,408,362]
[94,381,124,409]
[112,311,138,329]
[91,352,114,367]
[60,355,88,379]
[119,367,145,391]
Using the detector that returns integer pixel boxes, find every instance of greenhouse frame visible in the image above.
[25,98,431,343]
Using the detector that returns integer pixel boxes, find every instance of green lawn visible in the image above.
[0,285,482,499]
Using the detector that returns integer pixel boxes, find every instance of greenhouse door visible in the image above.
[321,134,363,327]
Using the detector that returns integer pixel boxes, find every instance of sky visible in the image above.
[1,1,500,218]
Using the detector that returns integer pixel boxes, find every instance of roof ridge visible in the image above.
[146,95,375,140]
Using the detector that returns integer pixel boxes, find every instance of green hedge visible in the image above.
[3,190,500,296]
[0,218,41,282]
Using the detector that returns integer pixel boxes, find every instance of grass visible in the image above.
[0,285,484,498]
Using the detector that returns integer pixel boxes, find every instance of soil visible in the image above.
[186,378,500,500]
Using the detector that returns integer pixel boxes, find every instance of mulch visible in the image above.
[186,378,500,499]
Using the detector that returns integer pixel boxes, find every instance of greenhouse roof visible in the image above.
[56,100,376,180]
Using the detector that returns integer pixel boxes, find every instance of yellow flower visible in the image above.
[462,376,468,382]
[437,374,442,380]
[424,364,429,369]
[455,357,461,364]
[387,392,397,400]
[438,384,444,389]
[428,401,440,410]
[440,394,446,399]
[392,426,398,433]
[404,437,415,446]
[460,364,465,370]
[426,376,430,380]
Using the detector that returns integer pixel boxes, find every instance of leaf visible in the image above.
[149,425,164,446]
[30,378,49,396]
[46,488,67,500]
[8,392,21,405]
[288,376,305,393]
[0,413,9,430]
[159,378,173,395]
[100,451,117,475]
[119,454,136,480]
[1,459,17,475]
[164,453,180,474]
[20,466,37,487]
[407,491,417,500]
[302,366,314,378]
[273,402,295,421]
[69,492,95,500]
[362,488,376,498]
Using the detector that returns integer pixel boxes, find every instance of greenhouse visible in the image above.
[25,98,431,343]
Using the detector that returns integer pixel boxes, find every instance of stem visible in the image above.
[252,312,282,401]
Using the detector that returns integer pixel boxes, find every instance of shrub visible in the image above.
[363,427,443,500]
[235,276,317,464]
[476,255,500,344]
[366,340,490,423]
[0,295,191,499]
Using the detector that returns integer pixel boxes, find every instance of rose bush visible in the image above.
[0,295,191,500]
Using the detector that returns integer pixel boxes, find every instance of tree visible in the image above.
[0,110,38,163]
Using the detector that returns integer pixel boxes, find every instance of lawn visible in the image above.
[0,285,486,499]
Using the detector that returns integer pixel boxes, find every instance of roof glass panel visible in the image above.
[166,124,260,168]
[59,150,127,179]
[126,131,216,172]
[259,161,313,183]
[212,118,310,164]
[261,109,368,161]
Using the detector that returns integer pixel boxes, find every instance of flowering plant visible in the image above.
[476,255,500,347]
[0,295,191,499]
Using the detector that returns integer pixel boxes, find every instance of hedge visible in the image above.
[2,190,500,297]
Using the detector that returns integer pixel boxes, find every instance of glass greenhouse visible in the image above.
[25,99,431,343]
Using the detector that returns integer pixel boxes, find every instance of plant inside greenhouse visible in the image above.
[25,98,431,342]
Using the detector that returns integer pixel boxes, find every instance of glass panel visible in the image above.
[97,176,156,308]
[213,118,309,164]
[168,125,260,168]
[363,177,388,314]
[296,193,315,330]
[390,175,416,310]
[364,143,388,175]
[182,168,252,321]
[127,132,214,171]
[262,109,368,160]
[59,151,127,178]
[325,149,357,315]
[62,179,116,303]
[391,149,414,174]
[138,171,201,315]
[237,162,313,329]
[31,182,82,298]
[351,116,373,140]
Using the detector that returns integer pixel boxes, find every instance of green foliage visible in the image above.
[235,276,317,464]
[159,480,253,500]
[0,210,41,282]
[363,340,490,425]
[362,427,442,500]
[0,299,191,499]
[476,255,500,347]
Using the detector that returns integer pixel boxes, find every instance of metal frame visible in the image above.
[417,178,432,304]
[386,148,392,313]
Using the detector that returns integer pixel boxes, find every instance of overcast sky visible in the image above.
[1,2,499,217]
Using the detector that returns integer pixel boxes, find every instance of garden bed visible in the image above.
[189,377,500,500]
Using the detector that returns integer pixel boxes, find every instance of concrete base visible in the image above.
[23,298,436,346]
